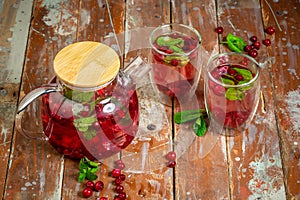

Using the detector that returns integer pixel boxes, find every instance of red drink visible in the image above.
[206,64,258,129]
[41,77,139,160]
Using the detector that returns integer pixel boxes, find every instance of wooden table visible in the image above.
[0,0,299,199]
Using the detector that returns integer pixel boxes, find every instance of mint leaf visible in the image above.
[174,109,206,124]
[86,171,98,181]
[226,33,247,53]
[221,77,235,85]
[233,67,253,81]
[225,88,245,100]
[78,157,100,182]
[78,172,86,182]
[193,116,206,137]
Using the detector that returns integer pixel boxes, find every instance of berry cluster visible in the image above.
[215,26,275,58]
[166,151,177,168]
[82,180,104,198]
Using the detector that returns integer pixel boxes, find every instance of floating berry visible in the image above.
[227,68,236,76]
[262,39,271,46]
[86,181,95,189]
[265,26,275,35]
[94,181,104,192]
[250,36,258,42]
[167,161,176,168]
[111,169,121,178]
[82,187,93,198]
[253,41,261,50]
[235,74,244,81]
[171,59,179,66]
[165,49,173,54]
[248,49,258,58]
[215,26,224,34]
[166,151,176,161]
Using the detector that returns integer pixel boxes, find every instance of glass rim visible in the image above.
[207,52,260,88]
[149,23,202,56]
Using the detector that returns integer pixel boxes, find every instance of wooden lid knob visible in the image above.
[54,41,120,88]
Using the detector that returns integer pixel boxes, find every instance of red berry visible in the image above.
[82,187,93,198]
[115,185,124,193]
[250,36,258,42]
[167,161,176,168]
[235,74,244,81]
[114,197,122,200]
[171,59,179,66]
[227,68,236,76]
[94,181,104,192]
[263,39,271,46]
[116,160,126,170]
[253,41,261,50]
[86,181,95,189]
[118,191,127,199]
[244,45,253,52]
[166,151,176,161]
[215,26,224,34]
[100,197,108,200]
[119,174,126,181]
[165,49,173,54]
[248,49,258,58]
[111,169,121,178]
[114,178,123,185]
[265,26,275,35]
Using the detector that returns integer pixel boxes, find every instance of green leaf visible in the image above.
[174,109,206,124]
[233,67,253,81]
[86,171,98,181]
[221,77,235,85]
[78,172,86,182]
[88,160,100,168]
[225,88,245,100]
[193,116,207,137]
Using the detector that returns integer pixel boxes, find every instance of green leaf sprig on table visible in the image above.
[78,157,100,182]
[221,33,247,53]
[174,109,207,137]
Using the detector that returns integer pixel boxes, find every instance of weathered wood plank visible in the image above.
[261,0,300,199]
[217,0,286,199]
[172,0,230,199]
[5,0,79,199]
[0,0,33,199]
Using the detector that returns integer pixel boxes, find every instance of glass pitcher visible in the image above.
[16,41,149,160]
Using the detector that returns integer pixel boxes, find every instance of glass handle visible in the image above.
[122,56,151,83]
[15,84,58,140]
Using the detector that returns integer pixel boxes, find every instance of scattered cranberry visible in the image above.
[118,191,127,199]
[248,49,258,58]
[215,26,224,34]
[100,197,108,200]
[262,39,271,46]
[250,36,258,42]
[167,161,176,168]
[86,181,95,189]
[114,177,123,185]
[265,26,275,35]
[119,174,126,181]
[235,74,244,81]
[166,151,176,161]
[111,169,121,178]
[114,197,122,200]
[94,181,104,192]
[244,45,253,52]
[116,160,125,170]
[115,185,124,193]
[253,41,261,50]
[82,187,93,198]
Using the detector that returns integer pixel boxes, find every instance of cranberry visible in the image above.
[244,45,253,52]
[165,49,173,54]
[263,39,271,46]
[94,181,104,192]
[166,151,176,161]
[111,169,121,178]
[82,187,93,198]
[153,54,164,62]
[118,191,127,199]
[86,181,95,189]
[171,59,179,66]
[114,197,122,200]
[215,26,224,34]
[115,185,124,193]
[250,36,257,42]
[248,49,258,58]
[167,161,176,168]
[116,160,125,170]
[253,41,261,50]
[100,197,108,200]
[115,177,123,185]
[119,174,126,181]
[227,68,236,76]
[235,74,244,81]
[265,26,275,35]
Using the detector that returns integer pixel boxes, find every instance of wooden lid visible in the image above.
[54,41,120,88]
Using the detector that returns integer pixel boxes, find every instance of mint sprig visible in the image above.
[174,109,207,136]
[221,33,247,52]
[78,157,100,182]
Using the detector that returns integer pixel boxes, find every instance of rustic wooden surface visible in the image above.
[0,0,299,199]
